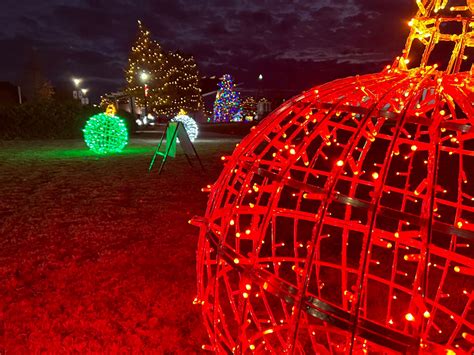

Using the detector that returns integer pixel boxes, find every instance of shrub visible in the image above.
[0,100,101,139]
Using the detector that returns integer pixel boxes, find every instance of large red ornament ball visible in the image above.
[195,66,474,353]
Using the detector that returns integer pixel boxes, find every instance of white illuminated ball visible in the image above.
[171,114,199,142]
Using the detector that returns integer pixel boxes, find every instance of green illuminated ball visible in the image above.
[83,113,128,154]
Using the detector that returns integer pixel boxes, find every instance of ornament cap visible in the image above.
[105,104,116,116]
[402,0,474,73]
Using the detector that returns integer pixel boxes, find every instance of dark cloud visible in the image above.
[0,0,415,100]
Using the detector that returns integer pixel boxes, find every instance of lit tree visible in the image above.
[213,75,242,122]
[125,21,166,114]
[125,21,203,116]
[161,51,203,116]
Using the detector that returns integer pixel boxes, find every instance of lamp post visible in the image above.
[257,74,265,120]
[140,71,149,118]
[72,77,82,100]
[258,73,264,98]
[72,78,82,88]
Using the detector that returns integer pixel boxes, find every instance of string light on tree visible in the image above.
[241,96,257,122]
[72,78,82,88]
[171,109,199,142]
[125,21,203,117]
[193,1,474,353]
[213,74,243,122]
[83,104,128,154]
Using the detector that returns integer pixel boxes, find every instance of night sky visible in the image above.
[1,0,416,101]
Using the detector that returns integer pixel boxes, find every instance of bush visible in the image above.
[0,100,101,140]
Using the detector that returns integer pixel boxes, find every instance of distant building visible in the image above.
[101,92,137,115]
[257,98,272,120]
[240,89,296,121]
[0,82,22,106]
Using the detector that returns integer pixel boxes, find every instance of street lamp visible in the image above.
[81,88,89,95]
[72,77,82,88]
[72,77,83,101]
[257,73,264,100]
[140,71,149,118]
[140,72,149,83]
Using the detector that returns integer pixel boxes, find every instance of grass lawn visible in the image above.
[0,135,240,353]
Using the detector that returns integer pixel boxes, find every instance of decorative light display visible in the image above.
[125,21,203,117]
[171,109,199,142]
[242,96,257,122]
[194,1,474,353]
[136,114,157,127]
[83,104,128,154]
[213,74,243,122]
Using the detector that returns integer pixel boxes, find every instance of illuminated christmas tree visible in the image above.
[125,21,203,116]
[125,21,166,114]
[212,74,242,122]
[161,51,203,116]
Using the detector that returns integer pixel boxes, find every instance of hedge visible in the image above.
[0,100,136,140]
